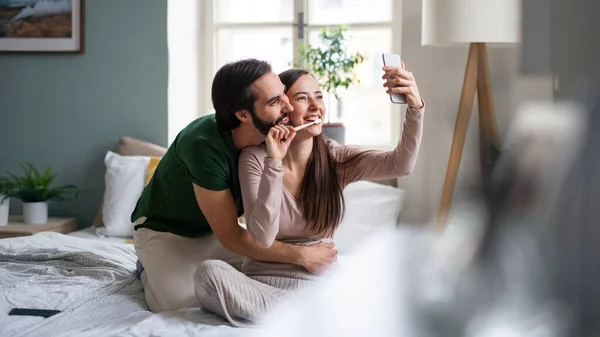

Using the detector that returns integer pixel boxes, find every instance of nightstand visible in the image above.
[0,216,78,239]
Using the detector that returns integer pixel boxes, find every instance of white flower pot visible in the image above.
[0,196,9,226]
[23,202,48,225]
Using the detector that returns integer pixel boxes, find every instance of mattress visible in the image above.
[68,226,134,245]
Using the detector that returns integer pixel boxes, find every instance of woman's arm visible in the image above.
[238,148,285,248]
[332,102,425,184]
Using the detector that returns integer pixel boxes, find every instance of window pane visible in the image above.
[308,28,393,145]
[308,0,391,25]
[215,0,294,23]
[216,28,293,74]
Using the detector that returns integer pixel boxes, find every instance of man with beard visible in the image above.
[131,59,338,313]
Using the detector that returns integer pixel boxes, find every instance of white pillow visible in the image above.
[334,181,404,254]
[98,151,150,237]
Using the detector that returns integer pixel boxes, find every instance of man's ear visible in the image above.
[235,110,251,123]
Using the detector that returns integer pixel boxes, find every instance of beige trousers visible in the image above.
[133,227,245,312]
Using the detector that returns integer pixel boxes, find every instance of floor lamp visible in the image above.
[421,0,522,228]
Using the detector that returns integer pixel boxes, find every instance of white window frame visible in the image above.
[194,0,404,150]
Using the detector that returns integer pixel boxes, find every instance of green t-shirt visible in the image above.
[131,114,242,237]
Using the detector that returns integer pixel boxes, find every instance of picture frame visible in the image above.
[0,0,84,53]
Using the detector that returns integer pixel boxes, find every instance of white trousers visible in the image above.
[133,227,245,312]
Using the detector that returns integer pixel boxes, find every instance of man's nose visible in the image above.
[283,96,293,111]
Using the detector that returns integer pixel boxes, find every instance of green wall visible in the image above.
[0,0,168,227]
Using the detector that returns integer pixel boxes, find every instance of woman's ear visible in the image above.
[235,110,251,123]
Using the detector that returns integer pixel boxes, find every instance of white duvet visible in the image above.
[0,233,248,337]
[76,309,250,337]
[0,232,393,337]
[0,181,404,336]
[0,233,147,337]
[0,233,370,337]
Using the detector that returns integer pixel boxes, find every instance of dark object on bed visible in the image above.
[8,308,61,318]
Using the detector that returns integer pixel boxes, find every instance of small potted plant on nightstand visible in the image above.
[6,162,79,225]
[0,176,14,226]
[296,25,367,144]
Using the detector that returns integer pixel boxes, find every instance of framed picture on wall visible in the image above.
[0,0,84,53]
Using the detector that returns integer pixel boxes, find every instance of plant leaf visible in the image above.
[6,162,81,202]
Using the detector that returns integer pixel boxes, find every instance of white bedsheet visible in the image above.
[0,234,371,337]
[0,232,249,337]
[76,255,355,337]
[76,309,251,337]
[0,233,146,337]
[1,181,404,336]
[68,226,133,245]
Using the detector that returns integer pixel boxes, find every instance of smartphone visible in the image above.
[8,308,61,318]
[382,53,407,104]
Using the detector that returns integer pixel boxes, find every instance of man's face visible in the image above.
[248,71,293,135]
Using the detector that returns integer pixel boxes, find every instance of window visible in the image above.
[184,0,402,148]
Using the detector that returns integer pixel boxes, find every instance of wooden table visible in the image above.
[0,216,77,239]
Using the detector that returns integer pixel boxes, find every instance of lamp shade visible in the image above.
[422,0,522,46]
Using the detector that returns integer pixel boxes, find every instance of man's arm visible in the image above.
[193,184,337,270]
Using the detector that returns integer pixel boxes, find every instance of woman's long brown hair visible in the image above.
[279,69,374,237]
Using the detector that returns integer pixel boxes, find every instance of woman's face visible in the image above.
[286,74,325,137]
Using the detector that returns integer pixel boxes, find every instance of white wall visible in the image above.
[397,0,555,223]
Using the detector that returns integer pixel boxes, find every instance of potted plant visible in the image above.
[296,25,367,144]
[6,162,79,225]
[0,176,14,226]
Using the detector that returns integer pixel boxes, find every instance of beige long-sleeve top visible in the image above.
[239,105,425,248]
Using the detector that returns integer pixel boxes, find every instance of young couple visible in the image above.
[131,58,425,324]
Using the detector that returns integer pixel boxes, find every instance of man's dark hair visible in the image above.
[211,59,272,130]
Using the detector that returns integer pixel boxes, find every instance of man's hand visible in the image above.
[382,61,424,109]
[193,183,319,267]
[265,125,296,161]
[297,242,338,274]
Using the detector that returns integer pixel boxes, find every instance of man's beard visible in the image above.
[250,107,290,136]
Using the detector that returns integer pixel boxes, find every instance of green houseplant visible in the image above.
[296,25,367,144]
[0,176,14,226]
[6,162,79,225]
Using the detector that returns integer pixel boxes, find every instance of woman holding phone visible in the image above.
[194,63,425,326]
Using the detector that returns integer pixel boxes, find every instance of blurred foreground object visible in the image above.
[408,100,587,337]
[522,0,600,333]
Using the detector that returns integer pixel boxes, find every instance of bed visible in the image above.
[0,180,404,337]
[66,226,131,244]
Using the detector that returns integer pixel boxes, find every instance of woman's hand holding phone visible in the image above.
[381,54,424,109]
